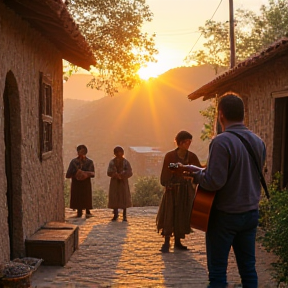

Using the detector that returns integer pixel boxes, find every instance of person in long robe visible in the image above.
[156,131,201,252]
[107,146,132,221]
[66,145,95,218]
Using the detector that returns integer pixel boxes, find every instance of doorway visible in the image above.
[272,95,288,189]
[3,71,23,259]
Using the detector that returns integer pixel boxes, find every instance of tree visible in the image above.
[66,0,158,96]
[199,99,217,142]
[185,0,288,74]
[253,0,288,47]
[185,20,230,74]
[188,0,288,141]
[185,9,261,74]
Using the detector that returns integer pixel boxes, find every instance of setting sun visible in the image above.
[138,63,161,80]
[138,57,175,80]
[138,50,187,80]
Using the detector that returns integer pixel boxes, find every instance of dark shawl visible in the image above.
[66,157,95,209]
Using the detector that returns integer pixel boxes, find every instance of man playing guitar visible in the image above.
[178,93,266,288]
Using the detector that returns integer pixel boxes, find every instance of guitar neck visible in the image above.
[182,165,204,173]
[168,163,204,174]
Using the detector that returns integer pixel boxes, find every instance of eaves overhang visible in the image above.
[4,0,96,70]
[188,38,288,101]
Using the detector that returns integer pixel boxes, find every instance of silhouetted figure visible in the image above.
[107,146,132,221]
[66,145,95,218]
[156,131,201,252]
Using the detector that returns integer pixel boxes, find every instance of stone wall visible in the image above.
[225,55,288,183]
[0,2,65,262]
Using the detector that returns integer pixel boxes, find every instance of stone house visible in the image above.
[127,147,164,177]
[188,38,288,189]
[0,0,95,262]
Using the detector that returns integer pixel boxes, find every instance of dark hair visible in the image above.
[175,131,192,145]
[77,144,88,154]
[114,146,124,155]
[218,93,244,122]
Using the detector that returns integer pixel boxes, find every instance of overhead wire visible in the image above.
[185,0,223,58]
[156,30,200,37]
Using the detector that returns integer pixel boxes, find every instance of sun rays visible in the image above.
[108,73,191,150]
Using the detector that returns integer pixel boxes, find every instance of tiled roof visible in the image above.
[188,38,288,101]
[4,0,96,70]
[129,147,164,154]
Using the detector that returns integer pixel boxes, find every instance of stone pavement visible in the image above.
[31,207,279,288]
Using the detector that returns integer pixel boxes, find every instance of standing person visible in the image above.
[66,145,95,218]
[107,146,132,221]
[189,93,266,287]
[156,131,201,253]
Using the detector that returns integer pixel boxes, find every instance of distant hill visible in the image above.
[63,65,216,190]
[63,99,89,124]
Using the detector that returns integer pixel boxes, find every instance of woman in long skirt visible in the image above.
[107,146,132,221]
[156,131,201,252]
[66,145,95,218]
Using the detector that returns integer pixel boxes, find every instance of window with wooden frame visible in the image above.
[39,72,53,160]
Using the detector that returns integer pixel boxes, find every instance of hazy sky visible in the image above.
[139,0,270,79]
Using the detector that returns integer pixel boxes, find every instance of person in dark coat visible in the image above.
[66,145,95,218]
[191,94,266,287]
[107,146,132,221]
[156,131,201,252]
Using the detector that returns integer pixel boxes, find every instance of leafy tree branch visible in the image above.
[66,0,158,96]
[190,0,288,141]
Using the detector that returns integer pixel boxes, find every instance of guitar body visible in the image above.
[191,185,216,232]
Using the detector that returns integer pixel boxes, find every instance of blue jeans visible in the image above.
[206,208,259,288]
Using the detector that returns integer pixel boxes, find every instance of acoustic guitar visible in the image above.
[191,185,216,232]
[168,163,216,232]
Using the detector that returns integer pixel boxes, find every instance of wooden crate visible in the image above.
[25,222,79,266]
[42,222,79,250]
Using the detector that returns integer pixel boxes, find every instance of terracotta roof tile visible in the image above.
[188,38,288,101]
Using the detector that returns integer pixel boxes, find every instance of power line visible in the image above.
[157,28,200,34]
[185,0,223,57]
[157,30,200,37]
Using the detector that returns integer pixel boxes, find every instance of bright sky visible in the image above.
[138,0,270,79]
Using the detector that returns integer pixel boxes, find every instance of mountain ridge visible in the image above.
[63,65,216,190]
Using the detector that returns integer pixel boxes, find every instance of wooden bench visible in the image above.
[25,222,79,266]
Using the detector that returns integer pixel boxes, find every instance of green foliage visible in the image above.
[186,20,230,74]
[66,0,158,96]
[64,180,71,207]
[192,0,288,143]
[256,0,288,47]
[259,172,288,284]
[63,62,79,82]
[186,0,288,73]
[132,176,163,207]
[199,99,216,142]
[64,180,108,209]
[92,188,108,209]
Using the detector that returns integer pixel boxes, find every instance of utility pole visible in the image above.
[229,0,236,68]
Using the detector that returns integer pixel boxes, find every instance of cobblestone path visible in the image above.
[31,207,279,288]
